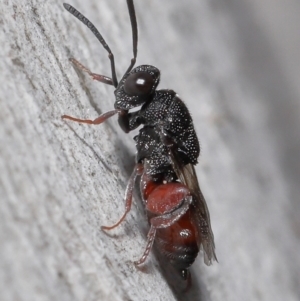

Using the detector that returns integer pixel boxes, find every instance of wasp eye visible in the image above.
[124,72,154,96]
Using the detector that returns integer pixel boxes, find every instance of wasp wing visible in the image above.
[169,149,217,265]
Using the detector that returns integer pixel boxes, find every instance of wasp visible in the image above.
[62,0,217,280]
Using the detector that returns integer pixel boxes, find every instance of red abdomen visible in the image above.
[141,173,199,272]
[156,210,199,271]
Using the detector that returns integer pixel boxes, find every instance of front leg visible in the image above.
[62,109,121,125]
[70,58,114,86]
[118,110,142,133]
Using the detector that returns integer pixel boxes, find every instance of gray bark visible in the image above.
[1,0,299,301]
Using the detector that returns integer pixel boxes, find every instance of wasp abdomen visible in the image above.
[146,182,190,215]
[156,211,199,271]
[141,174,199,273]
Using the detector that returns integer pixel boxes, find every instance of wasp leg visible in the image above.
[134,196,192,266]
[101,164,143,231]
[62,109,120,125]
[69,58,114,86]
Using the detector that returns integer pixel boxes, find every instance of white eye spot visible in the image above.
[137,78,145,85]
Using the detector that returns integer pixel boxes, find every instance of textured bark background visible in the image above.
[1,0,299,301]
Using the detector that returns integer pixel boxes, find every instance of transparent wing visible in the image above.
[169,150,217,265]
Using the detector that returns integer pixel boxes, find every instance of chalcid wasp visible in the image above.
[62,0,217,280]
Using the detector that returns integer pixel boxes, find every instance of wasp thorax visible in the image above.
[124,71,154,96]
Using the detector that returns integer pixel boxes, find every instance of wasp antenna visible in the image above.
[63,3,118,88]
[125,0,138,74]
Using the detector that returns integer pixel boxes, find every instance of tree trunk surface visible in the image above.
[1,0,299,301]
